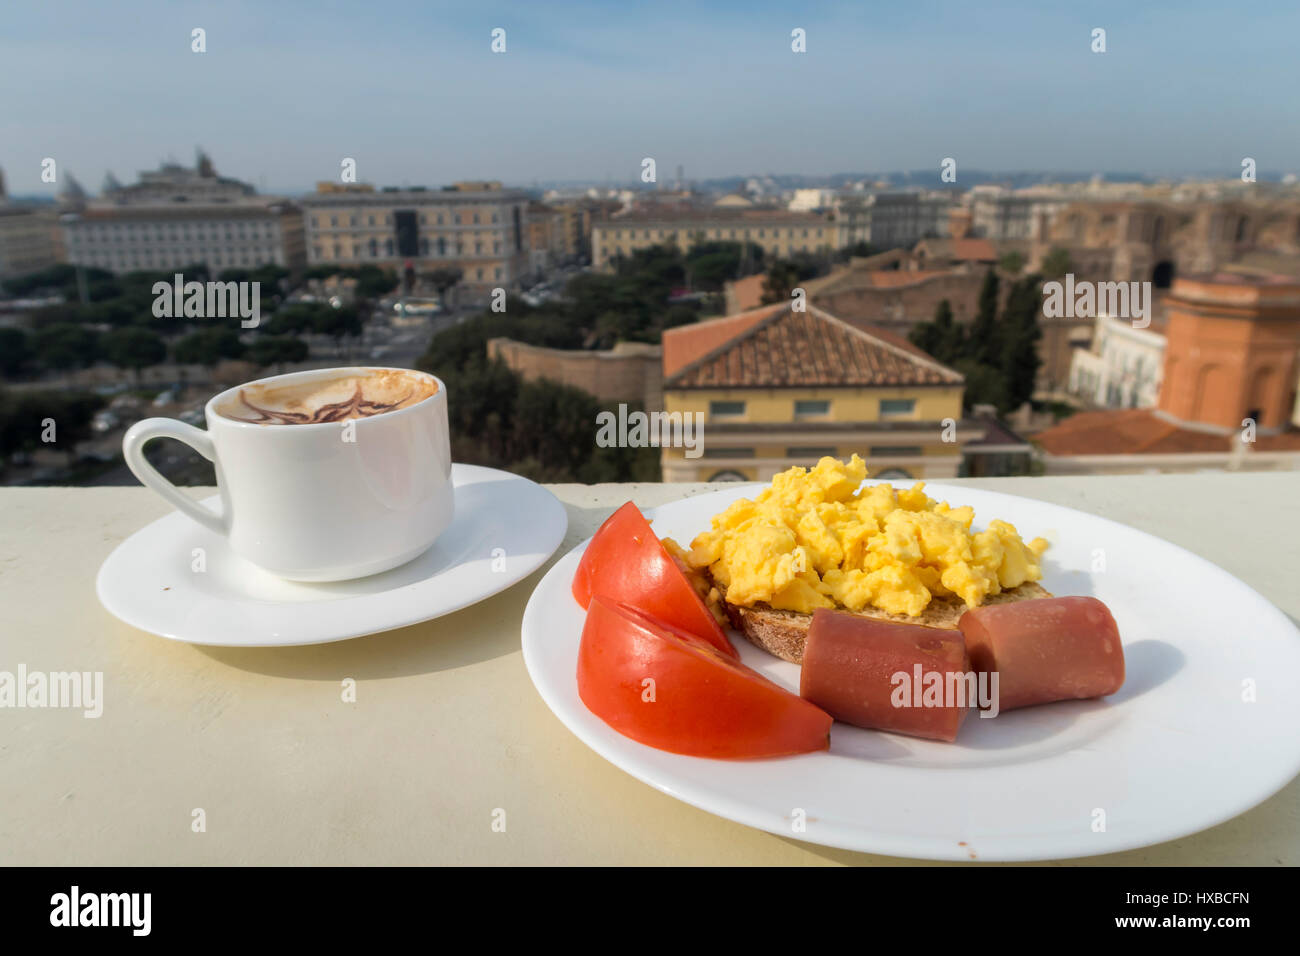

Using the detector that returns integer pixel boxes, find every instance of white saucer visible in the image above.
[97,464,568,646]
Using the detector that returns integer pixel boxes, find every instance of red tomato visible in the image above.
[572,501,736,658]
[577,596,833,759]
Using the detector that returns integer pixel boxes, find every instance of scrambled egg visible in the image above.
[666,455,1048,618]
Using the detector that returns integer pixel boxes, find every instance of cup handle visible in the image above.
[122,418,228,536]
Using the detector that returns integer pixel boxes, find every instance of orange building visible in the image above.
[1158,273,1300,430]
[1035,272,1300,473]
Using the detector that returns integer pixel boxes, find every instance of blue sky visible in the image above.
[2,0,1297,195]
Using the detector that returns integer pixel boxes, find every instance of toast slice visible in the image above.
[718,581,1053,664]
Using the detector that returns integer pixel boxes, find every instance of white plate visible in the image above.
[98,464,567,646]
[522,482,1300,861]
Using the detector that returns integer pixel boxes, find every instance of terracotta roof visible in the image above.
[864,269,952,288]
[663,303,964,389]
[662,304,783,378]
[915,238,998,262]
[1034,408,1300,455]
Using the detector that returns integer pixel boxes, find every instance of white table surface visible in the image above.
[1,473,1297,865]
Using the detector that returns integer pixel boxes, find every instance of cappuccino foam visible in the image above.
[218,370,438,425]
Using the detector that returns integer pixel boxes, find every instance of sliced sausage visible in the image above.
[800,609,973,742]
[958,596,1125,712]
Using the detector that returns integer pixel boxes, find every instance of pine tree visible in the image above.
[908,298,963,363]
[999,275,1044,411]
[965,269,1001,365]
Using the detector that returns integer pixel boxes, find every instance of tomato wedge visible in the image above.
[572,501,736,658]
[577,596,832,759]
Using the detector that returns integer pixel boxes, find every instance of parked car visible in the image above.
[92,411,120,434]
[152,390,176,407]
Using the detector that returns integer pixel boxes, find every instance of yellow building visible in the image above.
[593,208,835,270]
[660,303,981,481]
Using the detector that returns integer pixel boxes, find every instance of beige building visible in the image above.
[300,181,530,296]
[592,208,835,270]
[59,154,305,275]
[488,337,662,409]
[0,203,63,281]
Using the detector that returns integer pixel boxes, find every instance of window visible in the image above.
[794,399,830,417]
[330,216,338,227]
[709,400,746,417]
[871,446,923,457]
[701,447,755,459]
[879,398,916,418]
[787,446,837,460]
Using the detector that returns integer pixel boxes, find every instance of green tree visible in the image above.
[998,275,1045,411]
[967,269,1002,365]
[173,328,246,367]
[685,241,764,291]
[838,241,876,261]
[953,358,1010,412]
[0,328,32,377]
[0,389,104,464]
[247,335,309,370]
[104,327,166,381]
[909,299,963,362]
[311,305,363,346]
[354,265,399,299]
[998,250,1026,275]
[32,323,101,371]
[1040,247,1072,278]
[422,267,463,308]
[263,303,320,335]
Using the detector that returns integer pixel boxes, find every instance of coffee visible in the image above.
[216,369,438,425]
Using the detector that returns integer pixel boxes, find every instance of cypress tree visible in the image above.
[966,269,1001,365]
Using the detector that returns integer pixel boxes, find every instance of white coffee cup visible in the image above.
[122,366,454,581]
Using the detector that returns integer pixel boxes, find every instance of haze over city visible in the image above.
[4,0,1300,195]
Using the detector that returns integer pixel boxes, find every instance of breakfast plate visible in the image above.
[521,481,1300,861]
[98,463,567,646]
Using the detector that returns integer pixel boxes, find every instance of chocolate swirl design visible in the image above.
[227,383,414,424]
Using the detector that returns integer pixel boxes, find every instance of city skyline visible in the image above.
[4,0,1300,196]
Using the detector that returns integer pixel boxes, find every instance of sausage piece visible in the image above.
[800,609,973,742]
[958,596,1125,712]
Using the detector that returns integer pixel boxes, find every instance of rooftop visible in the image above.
[600,207,829,225]
[663,303,964,389]
[1034,408,1300,456]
